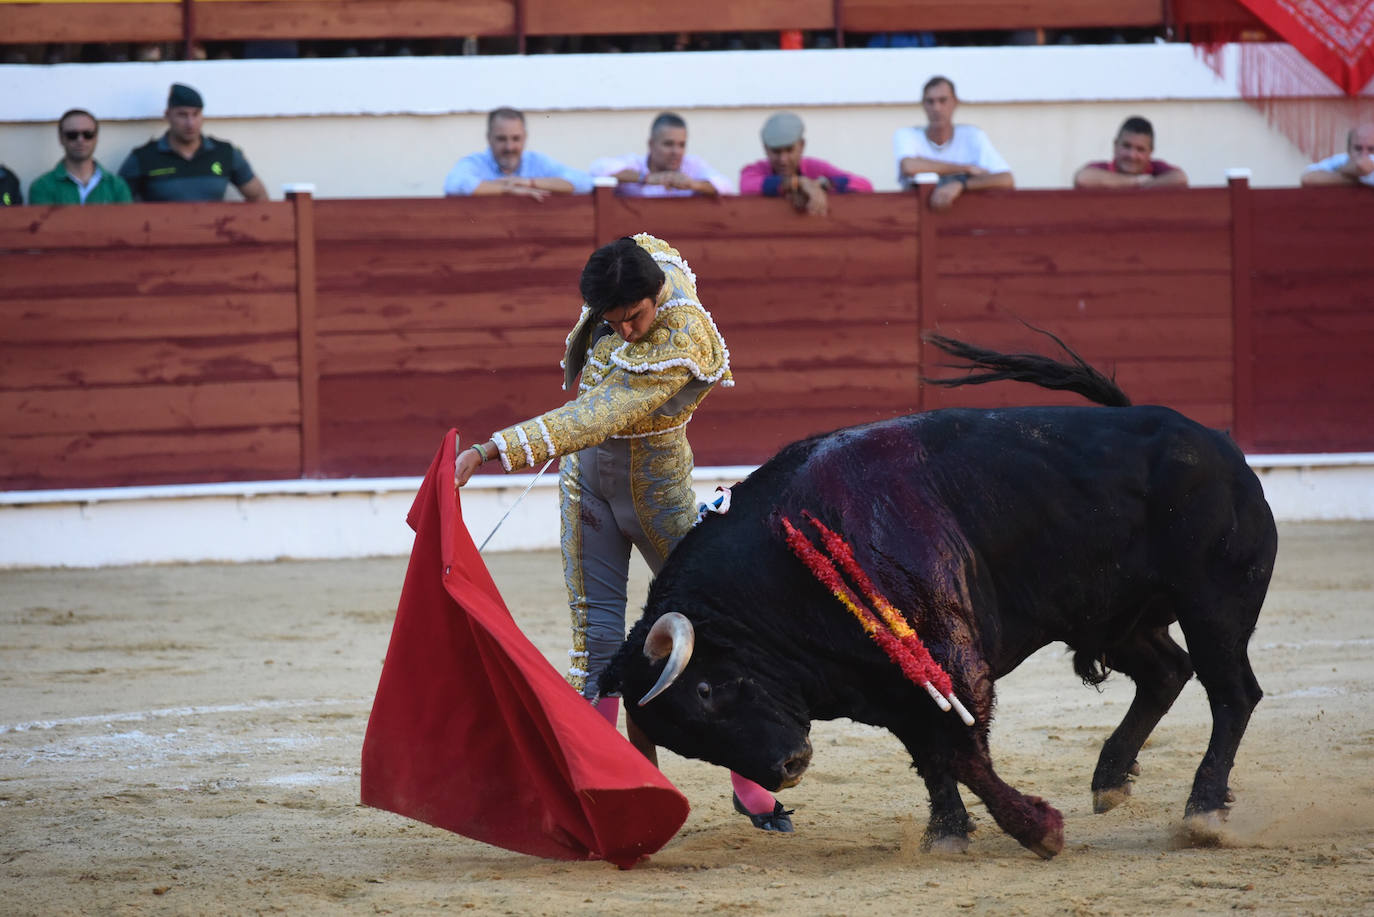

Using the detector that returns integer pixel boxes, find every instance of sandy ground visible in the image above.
[2,521,1371,916]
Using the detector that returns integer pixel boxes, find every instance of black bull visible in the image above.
[603,336,1278,859]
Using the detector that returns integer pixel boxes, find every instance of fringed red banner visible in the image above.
[1184,1,1374,96]
[1237,1,1374,96]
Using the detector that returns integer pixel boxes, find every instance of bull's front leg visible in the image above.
[936,647,1064,859]
[954,745,1065,859]
[919,770,975,853]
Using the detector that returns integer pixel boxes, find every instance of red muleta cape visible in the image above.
[360,430,690,867]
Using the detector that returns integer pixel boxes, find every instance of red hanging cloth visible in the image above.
[360,430,689,868]
[1187,1,1374,95]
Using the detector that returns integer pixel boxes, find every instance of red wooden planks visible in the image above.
[523,0,832,34]
[3,380,300,437]
[0,202,295,250]
[1,428,300,490]
[193,0,515,41]
[841,0,1164,31]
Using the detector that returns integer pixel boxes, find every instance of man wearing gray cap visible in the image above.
[119,83,268,202]
[739,111,871,215]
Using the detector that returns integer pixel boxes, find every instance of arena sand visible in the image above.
[2,521,1371,916]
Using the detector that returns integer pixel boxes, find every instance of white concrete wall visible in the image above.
[2,44,1359,200]
[2,458,1370,568]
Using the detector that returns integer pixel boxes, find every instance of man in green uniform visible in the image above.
[119,83,268,202]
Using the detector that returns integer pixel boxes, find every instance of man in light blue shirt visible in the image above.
[444,107,592,199]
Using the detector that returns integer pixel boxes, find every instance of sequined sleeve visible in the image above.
[490,364,693,472]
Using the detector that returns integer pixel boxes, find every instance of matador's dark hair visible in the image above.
[578,237,664,319]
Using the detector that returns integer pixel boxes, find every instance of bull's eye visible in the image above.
[696,681,712,700]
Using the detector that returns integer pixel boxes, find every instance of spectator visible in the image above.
[29,109,133,205]
[0,164,20,206]
[119,84,268,202]
[893,75,1013,210]
[1073,117,1188,189]
[589,112,733,198]
[444,107,592,198]
[739,111,872,216]
[1301,124,1374,188]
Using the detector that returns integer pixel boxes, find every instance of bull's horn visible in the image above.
[637,612,695,706]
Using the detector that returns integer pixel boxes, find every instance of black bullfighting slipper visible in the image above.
[732,793,795,833]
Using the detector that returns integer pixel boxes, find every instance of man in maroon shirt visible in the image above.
[1074,116,1188,189]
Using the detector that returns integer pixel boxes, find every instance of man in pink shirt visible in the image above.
[739,111,872,216]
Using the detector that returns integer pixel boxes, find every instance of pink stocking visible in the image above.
[594,696,619,729]
[730,771,777,815]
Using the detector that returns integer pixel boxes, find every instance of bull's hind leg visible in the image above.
[1173,589,1267,841]
[1091,626,1194,813]
[1180,630,1263,835]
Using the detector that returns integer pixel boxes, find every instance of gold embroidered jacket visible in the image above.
[490,234,732,472]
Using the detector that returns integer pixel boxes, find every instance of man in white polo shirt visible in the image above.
[893,75,1013,210]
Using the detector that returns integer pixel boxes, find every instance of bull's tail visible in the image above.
[922,327,1132,408]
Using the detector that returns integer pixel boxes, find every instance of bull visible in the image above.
[602,335,1277,859]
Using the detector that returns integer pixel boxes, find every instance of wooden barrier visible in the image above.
[0,0,1169,47]
[311,195,595,478]
[920,187,1235,430]
[842,0,1163,32]
[1246,187,1374,453]
[2,185,1372,493]
[0,2,182,45]
[0,202,303,490]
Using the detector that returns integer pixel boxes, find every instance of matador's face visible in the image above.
[601,297,657,344]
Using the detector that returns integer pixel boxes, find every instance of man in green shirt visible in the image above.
[29,109,133,206]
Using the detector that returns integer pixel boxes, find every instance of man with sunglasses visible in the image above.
[28,109,133,206]
[119,83,268,202]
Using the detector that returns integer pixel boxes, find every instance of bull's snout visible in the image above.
[777,741,813,788]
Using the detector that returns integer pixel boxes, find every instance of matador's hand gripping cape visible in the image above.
[360,430,690,867]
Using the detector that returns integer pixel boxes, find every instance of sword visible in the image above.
[478,457,556,552]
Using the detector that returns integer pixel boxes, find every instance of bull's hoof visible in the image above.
[1027,833,1063,860]
[1023,796,1065,860]
[921,830,971,855]
[1181,809,1230,847]
[1092,783,1132,814]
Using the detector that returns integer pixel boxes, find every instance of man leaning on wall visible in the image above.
[1073,116,1187,189]
[739,111,871,216]
[893,75,1013,211]
[119,83,269,202]
[1300,124,1374,188]
[444,107,592,199]
[29,109,133,205]
[589,111,733,198]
